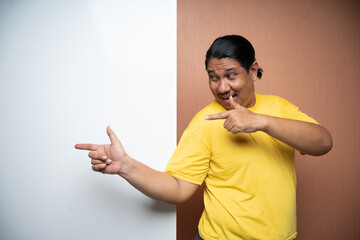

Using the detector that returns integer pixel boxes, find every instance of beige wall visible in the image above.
[177,0,360,239]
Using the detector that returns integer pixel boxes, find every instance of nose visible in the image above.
[218,79,230,93]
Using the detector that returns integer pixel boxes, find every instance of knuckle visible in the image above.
[92,163,106,172]
[89,151,101,159]
[88,151,97,158]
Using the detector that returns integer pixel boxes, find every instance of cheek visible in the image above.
[229,80,245,92]
[209,81,218,93]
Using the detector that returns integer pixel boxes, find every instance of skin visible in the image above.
[205,57,333,156]
[75,57,332,205]
[207,57,258,109]
[75,126,198,204]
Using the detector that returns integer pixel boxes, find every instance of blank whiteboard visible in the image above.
[0,1,177,239]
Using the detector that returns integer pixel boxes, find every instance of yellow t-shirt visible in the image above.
[165,94,318,240]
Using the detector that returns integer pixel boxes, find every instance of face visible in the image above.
[207,58,258,110]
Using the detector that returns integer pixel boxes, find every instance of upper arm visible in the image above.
[174,177,200,204]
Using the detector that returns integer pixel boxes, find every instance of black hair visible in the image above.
[205,35,263,79]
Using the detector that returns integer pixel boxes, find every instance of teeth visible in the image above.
[219,93,237,100]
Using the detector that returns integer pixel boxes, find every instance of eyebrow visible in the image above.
[207,68,237,74]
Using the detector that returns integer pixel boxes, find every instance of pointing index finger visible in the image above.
[205,111,229,120]
[74,143,98,151]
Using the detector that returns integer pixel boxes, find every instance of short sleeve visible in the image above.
[165,129,211,185]
[280,98,319,124]
[165,112,213,185]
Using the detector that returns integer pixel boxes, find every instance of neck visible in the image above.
[245,93,256,108]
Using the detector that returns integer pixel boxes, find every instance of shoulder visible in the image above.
[193,100,225,120]
[256,93,288,104]
[252,94,287,116]
[259,94,318,123]
[256,93,298,111]
[185,100,224,135]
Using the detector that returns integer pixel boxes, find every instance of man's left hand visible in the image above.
[205,96,265,134]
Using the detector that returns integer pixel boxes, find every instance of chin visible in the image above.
[217,100,232,110]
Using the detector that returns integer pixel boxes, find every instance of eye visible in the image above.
[209,75,218,81]
[226,73,236,79]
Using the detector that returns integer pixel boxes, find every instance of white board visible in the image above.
[0,1,177,239]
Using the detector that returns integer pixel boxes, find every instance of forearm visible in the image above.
[260,115,333,156]
[76,127,197,204]
[119,156,195,204]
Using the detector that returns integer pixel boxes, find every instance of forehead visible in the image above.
[206,58,244,72]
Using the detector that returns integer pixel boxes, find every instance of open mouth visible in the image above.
[220,93,238,101]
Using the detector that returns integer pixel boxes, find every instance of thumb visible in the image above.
[107,126,121,146]
[229,96,241,109]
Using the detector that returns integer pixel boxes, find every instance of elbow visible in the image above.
[323,134,333,154]
[310,129,333,156]
[319,128,333,155]
[313,138,332,156]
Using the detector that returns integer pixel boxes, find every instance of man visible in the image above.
[76,35,332,240]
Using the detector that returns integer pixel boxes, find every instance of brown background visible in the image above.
[177,0,360,239]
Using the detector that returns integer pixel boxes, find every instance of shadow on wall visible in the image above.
[148,200,176,213]
[89,176,176,214]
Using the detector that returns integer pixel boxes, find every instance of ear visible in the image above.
[249,61,259,81]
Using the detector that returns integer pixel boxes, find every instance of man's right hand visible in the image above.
[75,126,130,175]
[75,126,199,204]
